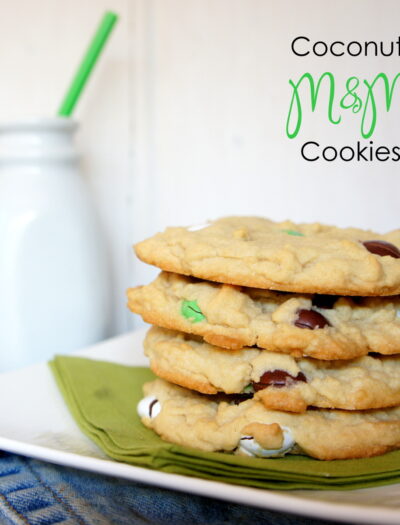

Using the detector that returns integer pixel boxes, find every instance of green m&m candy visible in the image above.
[243,384,254,394]
[282,229,304,237]
[181,300,205,323]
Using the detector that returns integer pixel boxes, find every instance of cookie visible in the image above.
[134,217,400,296]
[127,272,400,359]
[144,326,400,412]
[138,378,400,460]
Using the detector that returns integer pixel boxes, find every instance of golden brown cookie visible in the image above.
[128,272,400,359]
[134,217,400,296]
[144,326,400,412]
[138,378,400,460]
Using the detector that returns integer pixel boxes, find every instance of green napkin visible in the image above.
[50,355,400,491]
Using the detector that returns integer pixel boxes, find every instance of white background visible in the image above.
[1,0,399,335]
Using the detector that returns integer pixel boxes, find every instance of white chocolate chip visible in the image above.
[238,426,295,458]
[187,222,211,232]
[137,396,161,419]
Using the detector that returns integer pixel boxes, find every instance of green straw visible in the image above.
[58,11,118,117]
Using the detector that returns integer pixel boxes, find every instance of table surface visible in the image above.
[0,452,353,525]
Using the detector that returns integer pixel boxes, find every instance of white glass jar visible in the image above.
[0,118,111,371]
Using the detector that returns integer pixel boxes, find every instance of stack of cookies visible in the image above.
[127,216,400,460]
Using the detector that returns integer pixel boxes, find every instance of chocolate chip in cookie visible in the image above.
[252,370,307,391]
[295,309,331,329]
[362,240,400,259]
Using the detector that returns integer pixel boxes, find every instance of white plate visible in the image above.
[0,329,399,525]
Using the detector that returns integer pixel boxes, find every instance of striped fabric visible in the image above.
[0,452,343,525]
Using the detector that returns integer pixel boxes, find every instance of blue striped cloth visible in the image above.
[0,452,348,525]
